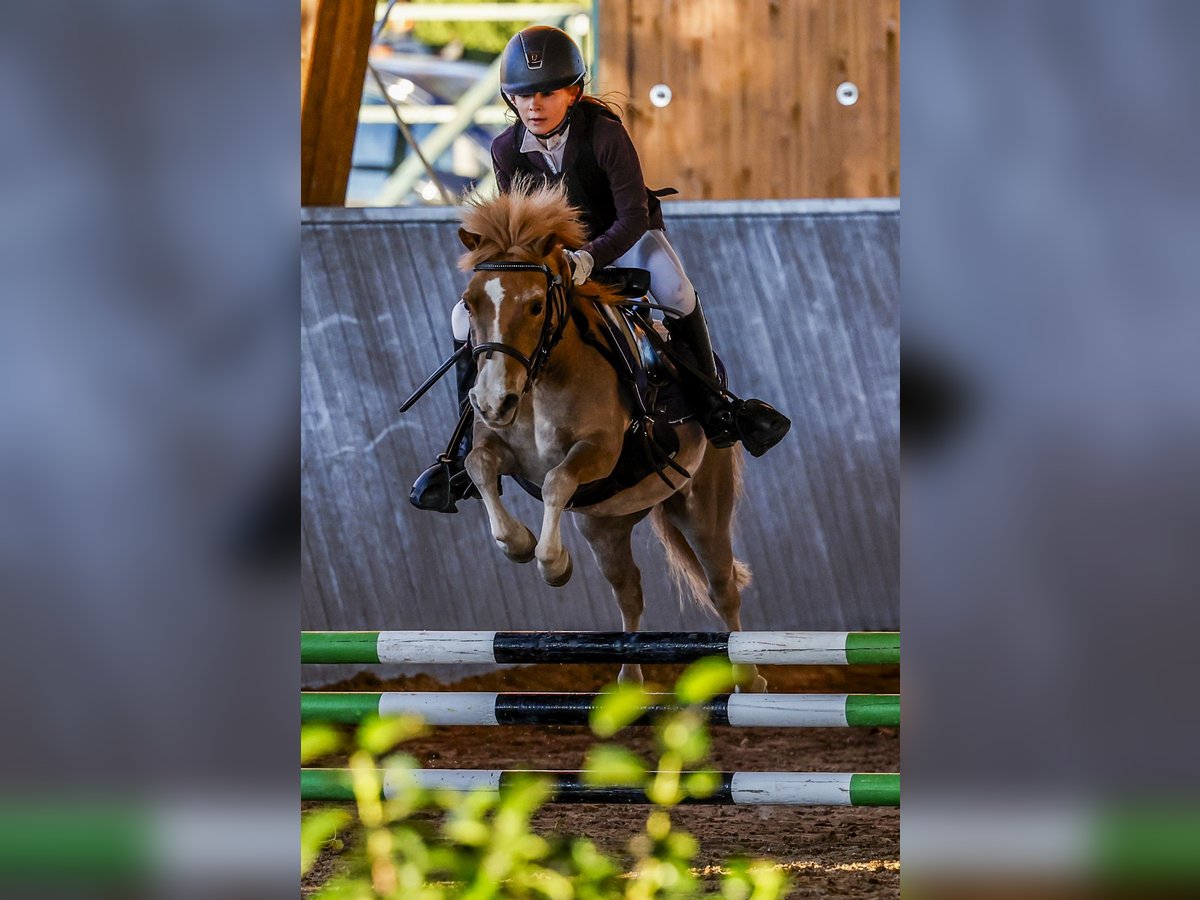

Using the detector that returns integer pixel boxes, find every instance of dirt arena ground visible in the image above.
[303,662,899,898]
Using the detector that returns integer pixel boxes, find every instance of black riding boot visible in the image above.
[665,301,792,457]
[409,340,481,512]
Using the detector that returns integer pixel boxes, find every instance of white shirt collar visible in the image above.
[518,126,568,174]
[520,125,569,155]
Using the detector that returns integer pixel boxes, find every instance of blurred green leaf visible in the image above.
[347,751,386,828]
[570,839,618,880]
[675,656,736,703]
[514,832,550,860]
[300,809,350,875]
[391,825,432,870]
[301,724,342,764]
[659,710,710,762]
[444,817,490,846]
[582,745,648,785]
[722,864,752,900]
[648,759,683,807]
[683,770,722,799]
[450,786,498,821]
[312,872,376,900]
[590,681,652,737]
[499,772,556,813]
[744,859,790,899]
[720,858,791,900]
[357,712,426,755]
[646,809,671,840]
[665,830,699,860]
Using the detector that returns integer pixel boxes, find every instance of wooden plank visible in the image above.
[597,0,899,200]
[301,0,376,205]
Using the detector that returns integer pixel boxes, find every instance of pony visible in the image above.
[456,178,765,690]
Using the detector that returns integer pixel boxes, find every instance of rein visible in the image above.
[471,260,571,392]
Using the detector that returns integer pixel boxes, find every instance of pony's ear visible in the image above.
[458,227,482,250]
[536,232,559,260]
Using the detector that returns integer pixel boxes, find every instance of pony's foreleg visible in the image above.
[465,438,535,563]
[535,438,617,587]
[577,512,650,684]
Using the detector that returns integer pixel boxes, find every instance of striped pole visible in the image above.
[301,769,899,807]
[301,631,899,666]
[301,691,900,727]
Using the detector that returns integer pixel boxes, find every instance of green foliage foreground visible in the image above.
[301,658,791,899]
[403,0,588,59]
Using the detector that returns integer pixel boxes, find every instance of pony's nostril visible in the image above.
[498,393,519,418]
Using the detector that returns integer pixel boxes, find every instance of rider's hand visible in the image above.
[564,249,594,286]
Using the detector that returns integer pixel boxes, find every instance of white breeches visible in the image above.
[611,229,698,316]
[451,296,472,342]
[450,228,696,342]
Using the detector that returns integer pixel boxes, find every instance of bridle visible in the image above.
[471,259,571,392]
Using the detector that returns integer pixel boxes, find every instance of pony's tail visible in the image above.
[649,452,752,617]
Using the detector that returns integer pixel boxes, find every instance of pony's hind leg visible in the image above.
[465,437,535,563]
[659,451,768,693]
[576,511,650,684]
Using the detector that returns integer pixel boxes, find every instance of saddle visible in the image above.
[589,266,728,421]
[511,267,725,509]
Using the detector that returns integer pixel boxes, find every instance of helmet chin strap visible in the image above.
[538,96,578,140]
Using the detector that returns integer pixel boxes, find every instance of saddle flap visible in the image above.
[597,304,673,391]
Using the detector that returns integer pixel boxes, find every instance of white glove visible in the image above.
[564,249,594,285]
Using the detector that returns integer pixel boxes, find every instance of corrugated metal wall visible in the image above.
[302,201,897,683]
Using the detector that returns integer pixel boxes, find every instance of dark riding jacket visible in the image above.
[490,101,667,270]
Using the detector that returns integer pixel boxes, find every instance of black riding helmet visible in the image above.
[500,26,586,138]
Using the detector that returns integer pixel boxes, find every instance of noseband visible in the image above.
[471,260,571,391]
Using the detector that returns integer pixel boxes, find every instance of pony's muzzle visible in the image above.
[470,382,522,428]
[493,392,520,421]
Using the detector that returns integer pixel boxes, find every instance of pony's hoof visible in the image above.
[734,675,769,694]
[618,664,644,685]
[541,551,572,587]
[733,667,769,693]
[506,546,535,563]
[502,526,536,563]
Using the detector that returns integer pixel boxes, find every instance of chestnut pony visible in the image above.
[456,180,764,690]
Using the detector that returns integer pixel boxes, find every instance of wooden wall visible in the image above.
[597,0,899,199]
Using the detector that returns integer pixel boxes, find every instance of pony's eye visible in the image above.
[531,301,544,316]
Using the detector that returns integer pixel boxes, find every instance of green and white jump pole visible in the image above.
[301,631,900,666]
[301,768,900,807]
[300,691,900,727]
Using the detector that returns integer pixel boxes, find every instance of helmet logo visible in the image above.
[526,51,543,69]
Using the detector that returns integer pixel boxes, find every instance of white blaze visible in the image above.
[483,277,506,338]
[472,277,510,417]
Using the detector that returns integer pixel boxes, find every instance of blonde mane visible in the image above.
[458,175,624,306]
[458,176,586,270]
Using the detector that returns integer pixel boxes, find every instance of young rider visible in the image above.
[411,25,790,512]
